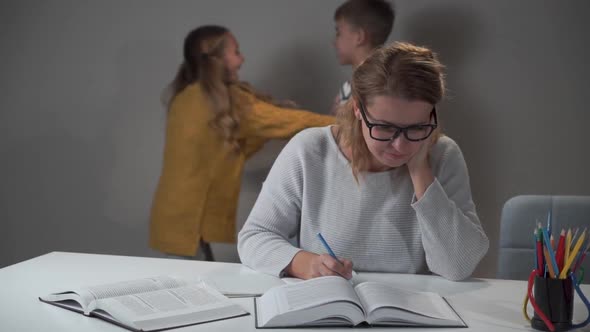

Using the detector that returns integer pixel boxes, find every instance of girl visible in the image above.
[150,26,334,259]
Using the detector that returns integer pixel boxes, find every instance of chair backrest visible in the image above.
[498,195,590,282]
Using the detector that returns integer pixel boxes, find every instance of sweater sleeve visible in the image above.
[237,134,306,276]
[239,97,334,140]
[411,140,489,281]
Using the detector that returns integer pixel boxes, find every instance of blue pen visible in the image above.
[317,233,338,258]
[317,233,357,279]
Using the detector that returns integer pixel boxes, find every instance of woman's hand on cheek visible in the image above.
[406,136,433,174]
[406,134,436,200]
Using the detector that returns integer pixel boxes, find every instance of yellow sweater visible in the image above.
[149,83,334,256]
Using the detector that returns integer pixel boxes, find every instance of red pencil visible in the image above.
[536,230,544,277]
[555,229,566,272]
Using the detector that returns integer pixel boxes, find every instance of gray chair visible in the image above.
[497,195,590,282]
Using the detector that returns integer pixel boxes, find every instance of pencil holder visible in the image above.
[531,276,573,332]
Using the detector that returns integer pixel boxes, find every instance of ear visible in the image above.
[355,28,368,47]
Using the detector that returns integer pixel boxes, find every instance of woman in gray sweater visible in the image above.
[238,42,489,281]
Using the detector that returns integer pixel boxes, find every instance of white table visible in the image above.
[1,252,588,332]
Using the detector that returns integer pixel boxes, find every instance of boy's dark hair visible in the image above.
[334,0,395,48]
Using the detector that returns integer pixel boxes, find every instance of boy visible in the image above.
[332,0,395,113]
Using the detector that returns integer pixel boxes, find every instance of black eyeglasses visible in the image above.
[358,101,438,142]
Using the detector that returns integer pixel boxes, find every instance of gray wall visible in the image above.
[1,0,588,278]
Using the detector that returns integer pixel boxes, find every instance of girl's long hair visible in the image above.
[164,25,296,154]
[165,25,243,153]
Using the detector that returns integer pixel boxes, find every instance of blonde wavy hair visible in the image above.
[336,41,445,178]
[165,25,283,154]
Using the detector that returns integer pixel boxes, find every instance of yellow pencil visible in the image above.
[559,229,586,279]
[565,228,572,266]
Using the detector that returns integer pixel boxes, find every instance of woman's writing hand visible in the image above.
[286,251,353,280]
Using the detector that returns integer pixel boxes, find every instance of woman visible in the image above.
[238,42,489,281]
[150,26,334,258]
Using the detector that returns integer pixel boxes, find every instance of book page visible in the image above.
[280,277,304,285]
[280,276,361,312]
[256,276,365,327]
[355,282,458,321]
[41,276,188,314]
[95,282,247,330]
[39,292,89,313]
[85,276,186,300]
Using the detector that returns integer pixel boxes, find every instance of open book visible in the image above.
[39,276,248,331]
[254,276,466,328]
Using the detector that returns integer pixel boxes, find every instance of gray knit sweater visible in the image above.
[238,126,489,281]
